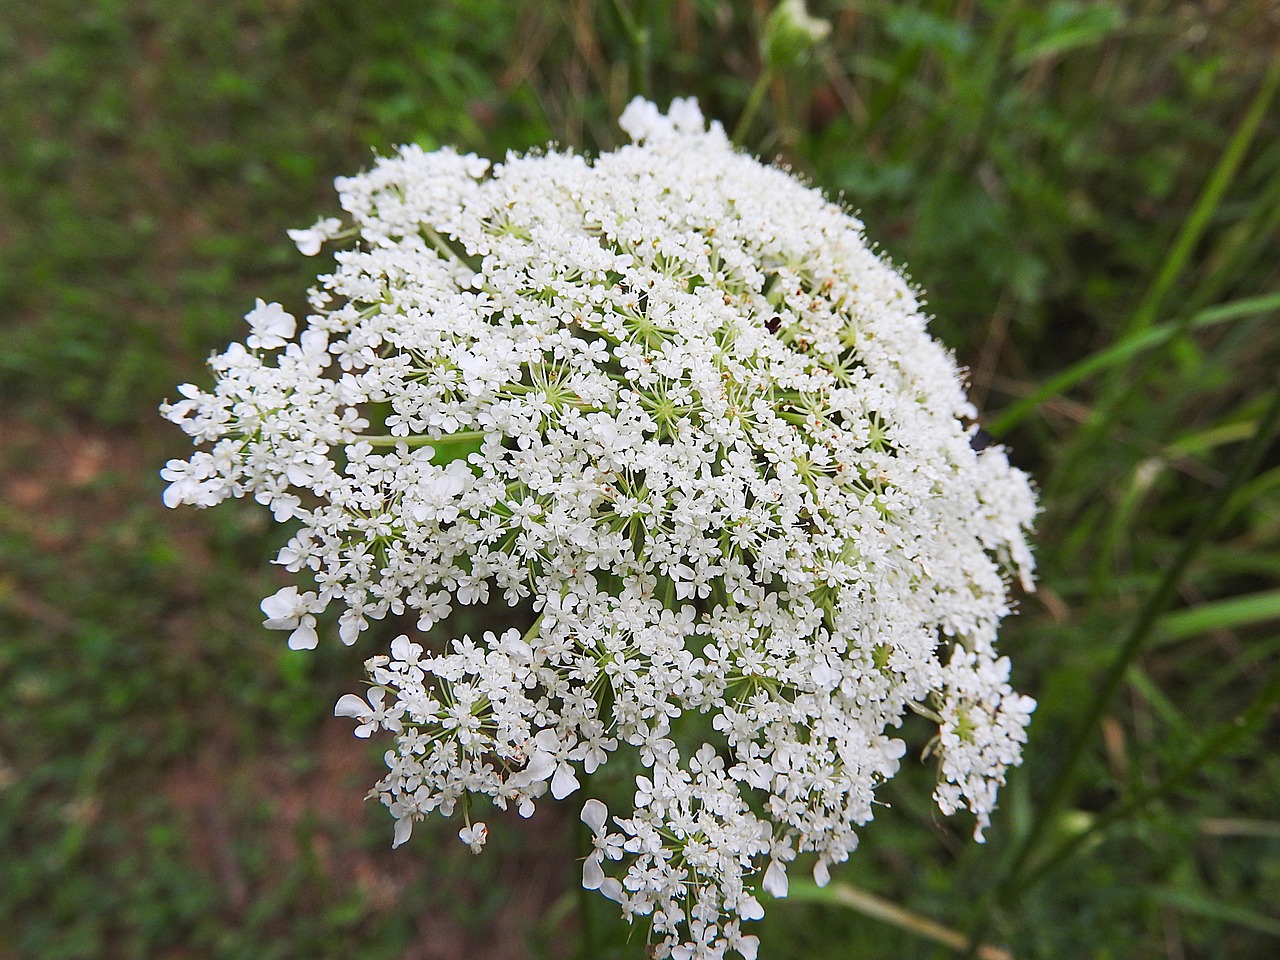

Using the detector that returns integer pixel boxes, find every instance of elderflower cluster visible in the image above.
[162,98,1036,960]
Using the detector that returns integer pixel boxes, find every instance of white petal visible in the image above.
[582,853,605,890]
[287,228,323,256]
[458,822,488,852]
[551,763,580,800]
[260,586,299,620]
[287,619,318,650]
[812,859,831,888]
[533,728,560,751]
[338,616,363,645]
[392,817,413,848]
[334,693,371,719]
[580,798,608,834]
[523,751,556,783]
[762,859,789,898]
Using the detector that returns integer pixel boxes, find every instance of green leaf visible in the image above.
[1144,885,1280,938]
[883,8,974,60]
[1014,2,1125,68]
[988,292,1280,436]
[1157,589,1280,643]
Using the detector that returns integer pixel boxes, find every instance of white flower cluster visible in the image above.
[162,98,1037,959]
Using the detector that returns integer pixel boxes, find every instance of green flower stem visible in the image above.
[732,68,774,146]
[355,430,487,448]
[522,612,544,648]
[422,224,484,272]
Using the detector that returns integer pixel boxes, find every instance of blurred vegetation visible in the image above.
[1,1,1278,958]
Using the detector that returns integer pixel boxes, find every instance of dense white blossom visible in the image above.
[162,98,1037,959]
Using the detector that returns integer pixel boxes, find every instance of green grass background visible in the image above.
[2,1,1278,958]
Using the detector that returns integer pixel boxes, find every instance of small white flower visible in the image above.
[581,798,609,834]
[260,587,325,651]
[244,298,296,351]
[287,217,342,256]
[334,688,401,738]
[286,616,318,650]
[458,821,488,853]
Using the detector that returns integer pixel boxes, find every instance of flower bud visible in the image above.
[762,0,832,71]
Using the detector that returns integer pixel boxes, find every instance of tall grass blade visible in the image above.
[1018,664,1280,888]
[1157,588,1280,644]
[964,384,1280,954]
[788,881,1013,960]
[989,293,1280,436]
[1045,53,1280,501]
[1144,886,1280,939]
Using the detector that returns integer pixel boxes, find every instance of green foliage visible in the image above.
[2,1,1278,958]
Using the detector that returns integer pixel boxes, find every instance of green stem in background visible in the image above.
[788,881,1013,960]
[965,382,1280,956]
[733,68,774,146]
[608,0,651,99]
[953,0,1025,173]
[1180,140,1280,315]
[988,292,1280,437]
[1018,663,1280,889]
[1118,53,1280,341]
[1045,52,1280,500]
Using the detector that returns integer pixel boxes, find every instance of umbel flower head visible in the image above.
[163,98,1037,960]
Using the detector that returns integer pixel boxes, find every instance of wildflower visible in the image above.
[458,821,488,853]
[287,216,343,256]
[243,298,296,351]
[162,98,1037,959]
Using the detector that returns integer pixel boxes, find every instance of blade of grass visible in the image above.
[988,292,1280,436]
[1222,463,1280,529]
[1184,140,1280,315]
[787,881,1013,960]
[1118,52,1280,340]
[1144,886,1280,939]
[964,383,1280,954]
[1155,588,1280,644]
[1018,662,1280,889]
[1193,545,1280,581]
[1045,52,1280,499]
[1125,664,1189,738]
[1199,818,1280,840]
[1016,386,1280,865]
[1166,419,1262,459]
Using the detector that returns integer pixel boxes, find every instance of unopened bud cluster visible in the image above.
[163,98,1036,960]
